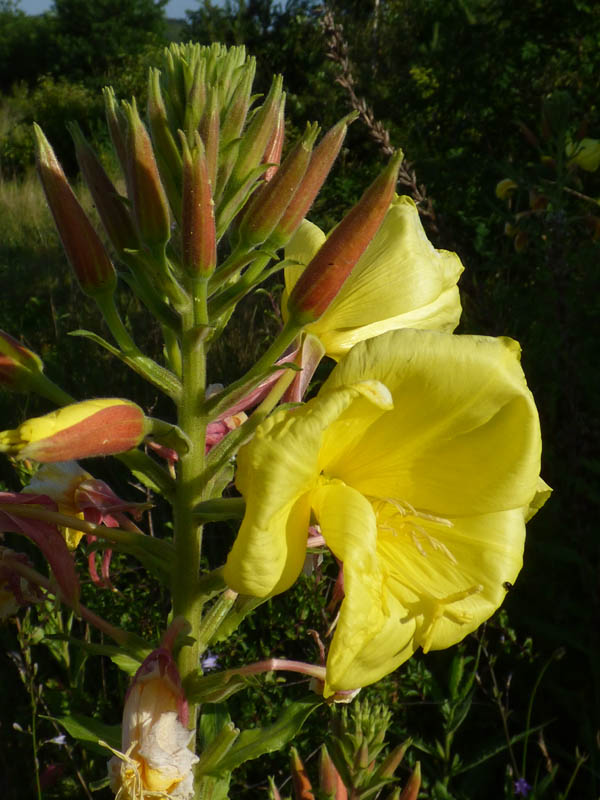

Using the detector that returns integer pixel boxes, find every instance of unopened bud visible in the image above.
[290,747,316,800]
[180,132,217,277]
[123,99,171,249]
[199,84,220,189]
[268,113,356,249]
[399,762,421,800]
[147,68,184,223]
[69,123,139,255]
[0,330,44,393]
[103,87,128,175]
[34,124,117,297]
[287,150,403,324]
[0,399,148,462]
[226,75,284,196]
[262,103,285,182]
[236,123,318,248]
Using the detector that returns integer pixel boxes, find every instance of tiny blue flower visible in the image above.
[514,777,532,797]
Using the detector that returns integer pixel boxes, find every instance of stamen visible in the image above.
[419,584,483,653]
[372,497,456,563]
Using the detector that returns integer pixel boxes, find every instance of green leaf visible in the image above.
[69,329,181,399]
[44,713,121,754]
[184,670,259,704]
[211,695,322,774]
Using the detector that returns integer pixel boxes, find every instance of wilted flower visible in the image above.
[224,329,549,693]
[0,547,41,618]
[108,648,198,799]
[283,196,463,359]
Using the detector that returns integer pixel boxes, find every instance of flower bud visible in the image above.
[108,647,198,800]
[103,87,128,176]
[34,124,117,297]
[399,762,421,800]
[226,75,284,197]
[199,84,220,189]
[69,123,139,255]
[180,132,217,277]
[267,113,356,250]
[123,99,172,249]
[286,150,403,324]
[148,67,184,222]
[236,123,318,248]
[262,103,285,182]
[0,329,45,393]
[0,399,148,462]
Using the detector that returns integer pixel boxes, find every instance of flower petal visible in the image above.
[321,329,542,517]
[285,198,463,358]
[224,386,360,597]
[310,481,385,687]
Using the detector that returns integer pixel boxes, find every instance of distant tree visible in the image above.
[0,1,55,90]
[49,0,169,85]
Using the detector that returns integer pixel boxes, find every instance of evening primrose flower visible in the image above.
[282,197,463,359]
[107,648,198,800]
[224,329,548,693]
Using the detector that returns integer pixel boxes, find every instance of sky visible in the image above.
[16,0,215,18]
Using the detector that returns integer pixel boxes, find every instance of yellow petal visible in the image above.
[310,481,386,688]
[224,386,362,597]
[290,197,463,358]
[321,330,542,517]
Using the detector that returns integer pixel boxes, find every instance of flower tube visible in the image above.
[224,329,549,694]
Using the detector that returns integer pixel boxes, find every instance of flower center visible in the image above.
[371,496,456,564]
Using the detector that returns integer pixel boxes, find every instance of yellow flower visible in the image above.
[282,197,464,359]
[566,137,600,172]
[108,648,198,799]
[224,329,549,694]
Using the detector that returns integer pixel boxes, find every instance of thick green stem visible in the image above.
[172,280,209,730]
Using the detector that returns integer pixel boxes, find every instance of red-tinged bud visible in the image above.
[226,76,284,197]
[287,150,403,324]
[0,399,148,462]
[375,739,411,779]
[123,99,172,249]
[69,123,139,255]
[262,103,285,182]
[290,747,316,800]
[0,329,44,393]
[319,746,348,800]
[199,84,220,189]
[103,87,128,175]
[236,123,318,248]
[34,124,117,297]
[180,131,217,277]
[399,762,421,800]
[268,113,356,249]
[147,68,184,222]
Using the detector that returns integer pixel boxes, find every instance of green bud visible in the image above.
[180,132,217,278]
[69,122,139,255]
[123,99,172,249]
[236,123,318,248]
[148,68,184,222]
[34,124,117,297]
